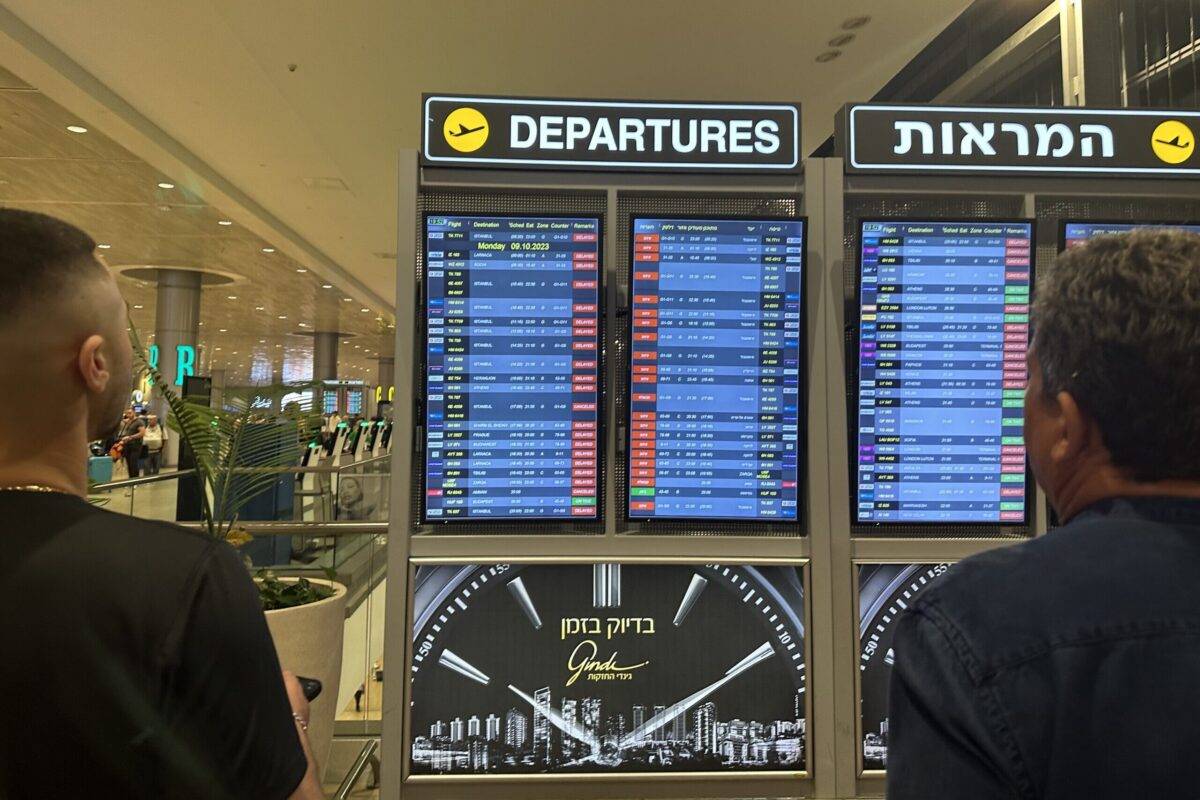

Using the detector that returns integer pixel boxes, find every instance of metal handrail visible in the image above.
[91,452,391,491]
[175,521,387,536]
[91,469,196,491]
[334,739,380,798]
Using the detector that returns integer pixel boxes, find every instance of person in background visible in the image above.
[323,410,342,454]
[0,209,325,799]
[142,413,167,475]
[886,230,1200,799]
[116,407,145,478]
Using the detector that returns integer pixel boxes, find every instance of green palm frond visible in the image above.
[129,322,323,543]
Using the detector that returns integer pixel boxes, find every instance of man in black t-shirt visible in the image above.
[0,209,324,798]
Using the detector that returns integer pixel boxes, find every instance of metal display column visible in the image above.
[383,150,837,800]
[154,268,201,466]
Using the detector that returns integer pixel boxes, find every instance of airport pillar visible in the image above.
[313,331,339,412]
[154,269,201,466]
[270,365,284,412]
[210,368,227,412]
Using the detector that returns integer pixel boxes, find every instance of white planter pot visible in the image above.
[263,578,348,779]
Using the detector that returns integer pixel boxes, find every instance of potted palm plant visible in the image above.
[133,329,347,775]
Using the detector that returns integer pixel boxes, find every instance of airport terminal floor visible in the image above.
[3,1,1200,798]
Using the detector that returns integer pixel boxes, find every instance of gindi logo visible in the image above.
[443,107,488,152]
[1151,119,1194,164]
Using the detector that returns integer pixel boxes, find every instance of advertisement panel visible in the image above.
[409,562,807,775]
[856,562,951,771]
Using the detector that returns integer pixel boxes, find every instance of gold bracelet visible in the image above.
[292,713,309,733]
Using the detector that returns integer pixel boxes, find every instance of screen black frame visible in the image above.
[1057,218,1200,252]
[848,216,1037,530]
[622,214,809,527]
[419,211,606,525]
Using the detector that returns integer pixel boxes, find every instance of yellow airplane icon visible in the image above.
[443,107,489,153]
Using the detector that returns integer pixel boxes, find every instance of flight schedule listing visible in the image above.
[424,215,600,520]
[856,220,1032,524]
[628,218,804,521]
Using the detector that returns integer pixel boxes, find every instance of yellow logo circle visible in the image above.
[443,107,489,153]
[1151,120,1194,164]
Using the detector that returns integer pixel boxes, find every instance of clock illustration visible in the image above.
[409,562,807,774]
[857,562,950,770]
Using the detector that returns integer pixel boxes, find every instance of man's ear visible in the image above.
[77,334,110,393]
[1052,390,1090,465]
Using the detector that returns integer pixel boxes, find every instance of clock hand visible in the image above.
[617,640,775,751]
[508,684,601,754]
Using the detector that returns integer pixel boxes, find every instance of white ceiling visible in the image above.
[0,0,970,309]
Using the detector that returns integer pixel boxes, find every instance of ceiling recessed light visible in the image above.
[132,304,143,310]
[275,344,282,348]
[259,339,266,344]
[218,219,233,226]
[816,50,842,62]
[295,267,307,273]
[215,347,222,352]
[66,125,88,134]
[278,315,288,319]
[342,297,352,302]
[227,295,238,300]
[218,328,227,333]
[97,243,111,249]
[254,306,265,311]
[231,351,238,355]
[321,284,333,289]
[360,307,370,313]
[262,247,276,253]
[298,322,309,327]
[157,181,175,190]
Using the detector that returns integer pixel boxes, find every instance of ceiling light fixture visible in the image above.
[262,247,276,253]
[132,304,143,310]
[321,284,333,289]
[298,322,309,327]
[295,268,307,273]
[255,306,265,311]
[218,328,228,333]
[277,315,287,319]
[218,219,233,226]
[342,297,352,302]
[66,124,88,134]
[97,243,111,249]
[360,307,370,313]
[227,295,238,300]
[157,181,175,189]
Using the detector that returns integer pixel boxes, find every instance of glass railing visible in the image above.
[90,454,391,738]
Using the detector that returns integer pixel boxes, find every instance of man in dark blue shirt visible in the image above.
[887,229,1200,799]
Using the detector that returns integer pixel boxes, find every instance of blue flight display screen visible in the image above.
[628,218,804,521]
[424,215,601,521]
[1063,220,1200,248]
[856,220,1032,524]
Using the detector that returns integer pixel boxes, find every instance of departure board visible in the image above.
[628,217,804,522]
[855,220,1033,525]
[424,214,601,521]
[1062,220,1200,249]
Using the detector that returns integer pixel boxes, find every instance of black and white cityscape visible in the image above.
[411,688,806,773]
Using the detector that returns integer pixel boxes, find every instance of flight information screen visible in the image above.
[424,214,601,521]
[1062,220,1200,248]
[628,217,804,522]
[855,220,1032,525]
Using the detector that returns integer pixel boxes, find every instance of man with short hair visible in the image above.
[887,229,1200,799]
[0,209,324,799]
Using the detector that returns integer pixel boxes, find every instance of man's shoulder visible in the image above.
[909,513,1200,679]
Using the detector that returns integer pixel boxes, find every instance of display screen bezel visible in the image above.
[849,217,1037,529]
[623,214,808,526]
[420,211,605,525]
